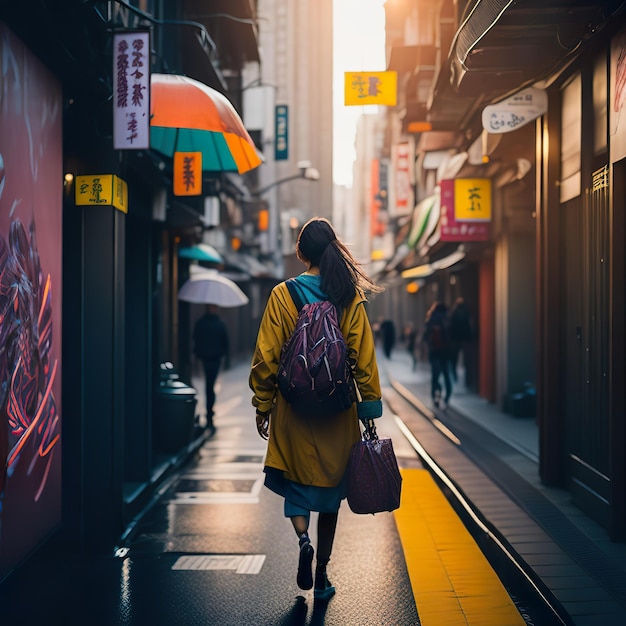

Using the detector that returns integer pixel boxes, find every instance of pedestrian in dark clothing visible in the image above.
[449,297,473,383]
[380,319,396,359]
[193,304,229,431]
[403,322,418,370]
[423,301,452,409]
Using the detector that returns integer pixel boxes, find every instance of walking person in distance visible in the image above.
[249,217,383,602]
[192,304,229,434]
[403,321,418,371]
[449,297,473,384]
[423,301,452,409]
[380,318,396,359]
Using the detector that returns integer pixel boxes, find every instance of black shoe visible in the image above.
[314,570,336,601]
[297,537,314,590]
[433,389,441,408]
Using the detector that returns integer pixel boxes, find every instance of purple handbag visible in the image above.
[346,422,402,514]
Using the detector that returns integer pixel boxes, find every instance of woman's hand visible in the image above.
[256,410,270,440]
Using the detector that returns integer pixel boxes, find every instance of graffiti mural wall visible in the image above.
[0,23,63,578]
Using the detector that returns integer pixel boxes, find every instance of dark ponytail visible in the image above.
[297,217,382,307]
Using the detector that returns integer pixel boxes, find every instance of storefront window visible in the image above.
[560,74,582,202]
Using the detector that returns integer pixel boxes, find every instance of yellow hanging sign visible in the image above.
[454,178,492,222]
[344,71,397,106]
[75,175,128,213]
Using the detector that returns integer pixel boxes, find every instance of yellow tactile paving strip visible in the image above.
[394,469,526,626]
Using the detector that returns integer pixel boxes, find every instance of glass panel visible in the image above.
[561,74,582,200]
[594,55,608,154]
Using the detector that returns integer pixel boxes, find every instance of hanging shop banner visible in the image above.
[454,178,492,221]
[370,159,386,237]
[482,87,547,134]
[173,152,202,196]
[344,71,397,106]
[439,178,491,242]
[113,30,150,150]
[75,174,128,213]
[393,142,412,216]
[275,105,289,161]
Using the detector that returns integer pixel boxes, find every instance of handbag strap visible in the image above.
[362,419,378,441]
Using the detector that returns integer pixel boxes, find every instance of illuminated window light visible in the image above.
[258,209,269,231]
[401,264,433,279]
[407,121,432,133]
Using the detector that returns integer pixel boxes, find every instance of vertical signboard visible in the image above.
[440,179,491,241]
[0,24,63,579]
[113,30,150,150]
[173,152,202,196]
[393,142,412,216]
[275,105,289,161]
[370,159,382,236]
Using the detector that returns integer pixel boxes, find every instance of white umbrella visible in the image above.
[178,269,249,307]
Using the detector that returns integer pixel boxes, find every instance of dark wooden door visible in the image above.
[561,166,611,527]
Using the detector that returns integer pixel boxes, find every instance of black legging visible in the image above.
[316,512,338,567]
[290,510,338,568]
[201,357,221,419]
[430,353,452,401]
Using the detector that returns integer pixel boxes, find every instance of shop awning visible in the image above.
[409,193,441,253]
[401,247,466,279]
[407,195,437,249]
[426,0,624,134]
[449,0,625,96]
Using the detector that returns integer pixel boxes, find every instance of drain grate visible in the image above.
[211,455,264,463]
[177,479,257,493]
[172,473,264,504]
[171,554,266,574]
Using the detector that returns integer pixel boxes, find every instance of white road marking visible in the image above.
[171,554,266,574]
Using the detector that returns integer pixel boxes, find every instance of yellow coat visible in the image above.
[249,280,382,488]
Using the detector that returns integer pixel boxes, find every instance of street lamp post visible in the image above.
[252,161,320,196]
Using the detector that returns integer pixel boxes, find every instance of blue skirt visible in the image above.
[264,467,347,516]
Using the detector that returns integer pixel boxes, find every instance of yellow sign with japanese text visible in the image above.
[173,152,202,196]
[344,71,397,106]
[75,175,128,213]
[454,178,492,222]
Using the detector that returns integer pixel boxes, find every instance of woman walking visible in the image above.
[249,217,383,601]
[423,301,452,409]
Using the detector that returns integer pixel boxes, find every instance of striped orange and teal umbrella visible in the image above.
[150,73,263,174]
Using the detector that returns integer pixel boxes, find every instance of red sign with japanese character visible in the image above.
[439,179,491,242]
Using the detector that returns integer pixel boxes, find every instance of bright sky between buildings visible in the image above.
[333,0,386,187]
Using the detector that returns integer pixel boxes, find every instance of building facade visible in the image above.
[0,0,337,580]
[369,0,625,538]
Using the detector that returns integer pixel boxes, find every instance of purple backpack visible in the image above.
[277,280,355,417]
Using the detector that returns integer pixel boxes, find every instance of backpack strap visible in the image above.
[285,277,342,319]
[285,278,306,312]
